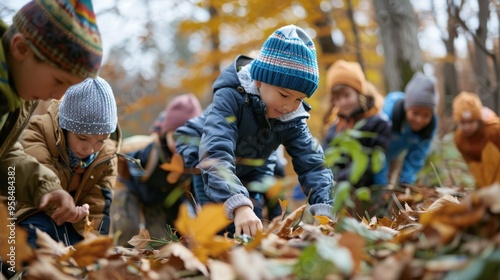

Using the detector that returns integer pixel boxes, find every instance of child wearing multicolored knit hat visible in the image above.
[375,72,439,186]
[453,91,500,164]
[175,25,334,237]
[322,60,391,189]
[0,0,103,230]
[112,93,203,246]
[18,77,119,247]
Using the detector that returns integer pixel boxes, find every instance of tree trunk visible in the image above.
[441,1,459,116]
[346,0,364,72]
[473,0,493,109]
[373,0,424,92]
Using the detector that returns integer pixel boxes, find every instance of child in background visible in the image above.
[375,73,438,186]
[453,91,500,164]
[113,94,202,246]
[176,25,334,237]
[18,77,119,247]
[0,0,103,224]
[322,60,391,188]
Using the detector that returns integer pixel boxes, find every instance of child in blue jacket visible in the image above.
[375,73,438,185]
[175,25,334,237]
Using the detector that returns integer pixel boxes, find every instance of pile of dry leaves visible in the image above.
[1,181,500,279]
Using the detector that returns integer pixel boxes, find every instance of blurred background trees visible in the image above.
[1,0,499,138]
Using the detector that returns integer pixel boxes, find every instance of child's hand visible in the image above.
[67,204,90,223]
[39,190,77,226]
[233,206,262,237]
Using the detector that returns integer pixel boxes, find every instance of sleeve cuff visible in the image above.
[309,203,333,218]
[224,194,253,220]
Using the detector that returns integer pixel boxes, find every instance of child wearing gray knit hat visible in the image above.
[375,72,439,186]
[18,77,120,247]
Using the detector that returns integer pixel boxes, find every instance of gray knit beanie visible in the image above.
[404,73,437,110]
[59,77,117,135]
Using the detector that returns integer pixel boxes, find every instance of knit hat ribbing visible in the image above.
[59,77,117,135]
[149,93,203,135]
[453,91,483,122]
[404,73,437,110]
[250,25,319,97]
[13,0,102,78]
[326,60,367,95]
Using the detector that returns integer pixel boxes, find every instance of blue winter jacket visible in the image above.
[175,56,334,219]
[375,91,437,185]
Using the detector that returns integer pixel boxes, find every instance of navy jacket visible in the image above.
[175,56,333,219]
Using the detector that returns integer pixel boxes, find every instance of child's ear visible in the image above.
[254,81,261,88]
[10,34,31,60]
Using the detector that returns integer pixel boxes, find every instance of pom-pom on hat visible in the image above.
[453,91,483,122]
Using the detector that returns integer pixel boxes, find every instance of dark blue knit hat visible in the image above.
[250,25,319,97]
[59,77,117,135]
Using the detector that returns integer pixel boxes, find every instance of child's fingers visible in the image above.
[235,224,242,237]
[51,208,75,225]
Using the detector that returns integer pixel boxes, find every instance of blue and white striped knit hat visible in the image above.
[59,77,117,135]
[250,25,319,97]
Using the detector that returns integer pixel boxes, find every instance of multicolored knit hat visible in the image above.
[326,60,367,95]
[59,77,117,135]
[250,25,319,98]
[453,91,483,122]
[13,0,102,78]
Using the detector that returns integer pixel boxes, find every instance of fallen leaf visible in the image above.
[208,259,236,280]
[25,255,77,280]
[276,204,307,239]
[174,204,233,263]
[337,232,367,273]
[156,243,209,276]
[61,236,114,267]
[231,246,273,280]
[128,228,152,249]
[278,198,288,221]
[313,215,333,225]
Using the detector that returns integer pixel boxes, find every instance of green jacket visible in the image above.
[0,20,63,207]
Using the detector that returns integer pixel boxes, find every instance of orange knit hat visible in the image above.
[326,60,367,95]
[453,91,482,122]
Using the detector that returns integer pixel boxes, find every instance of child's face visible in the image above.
[458,120,481,137]
[66,131,110,159]
[332,86,359,117]
[405,107,433,131]
[10,34,83,101]
[255,81,307,119]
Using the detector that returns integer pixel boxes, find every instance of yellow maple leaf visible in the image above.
[313,215,333,225]
[160,153,185,184]
[174,204,234,263]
